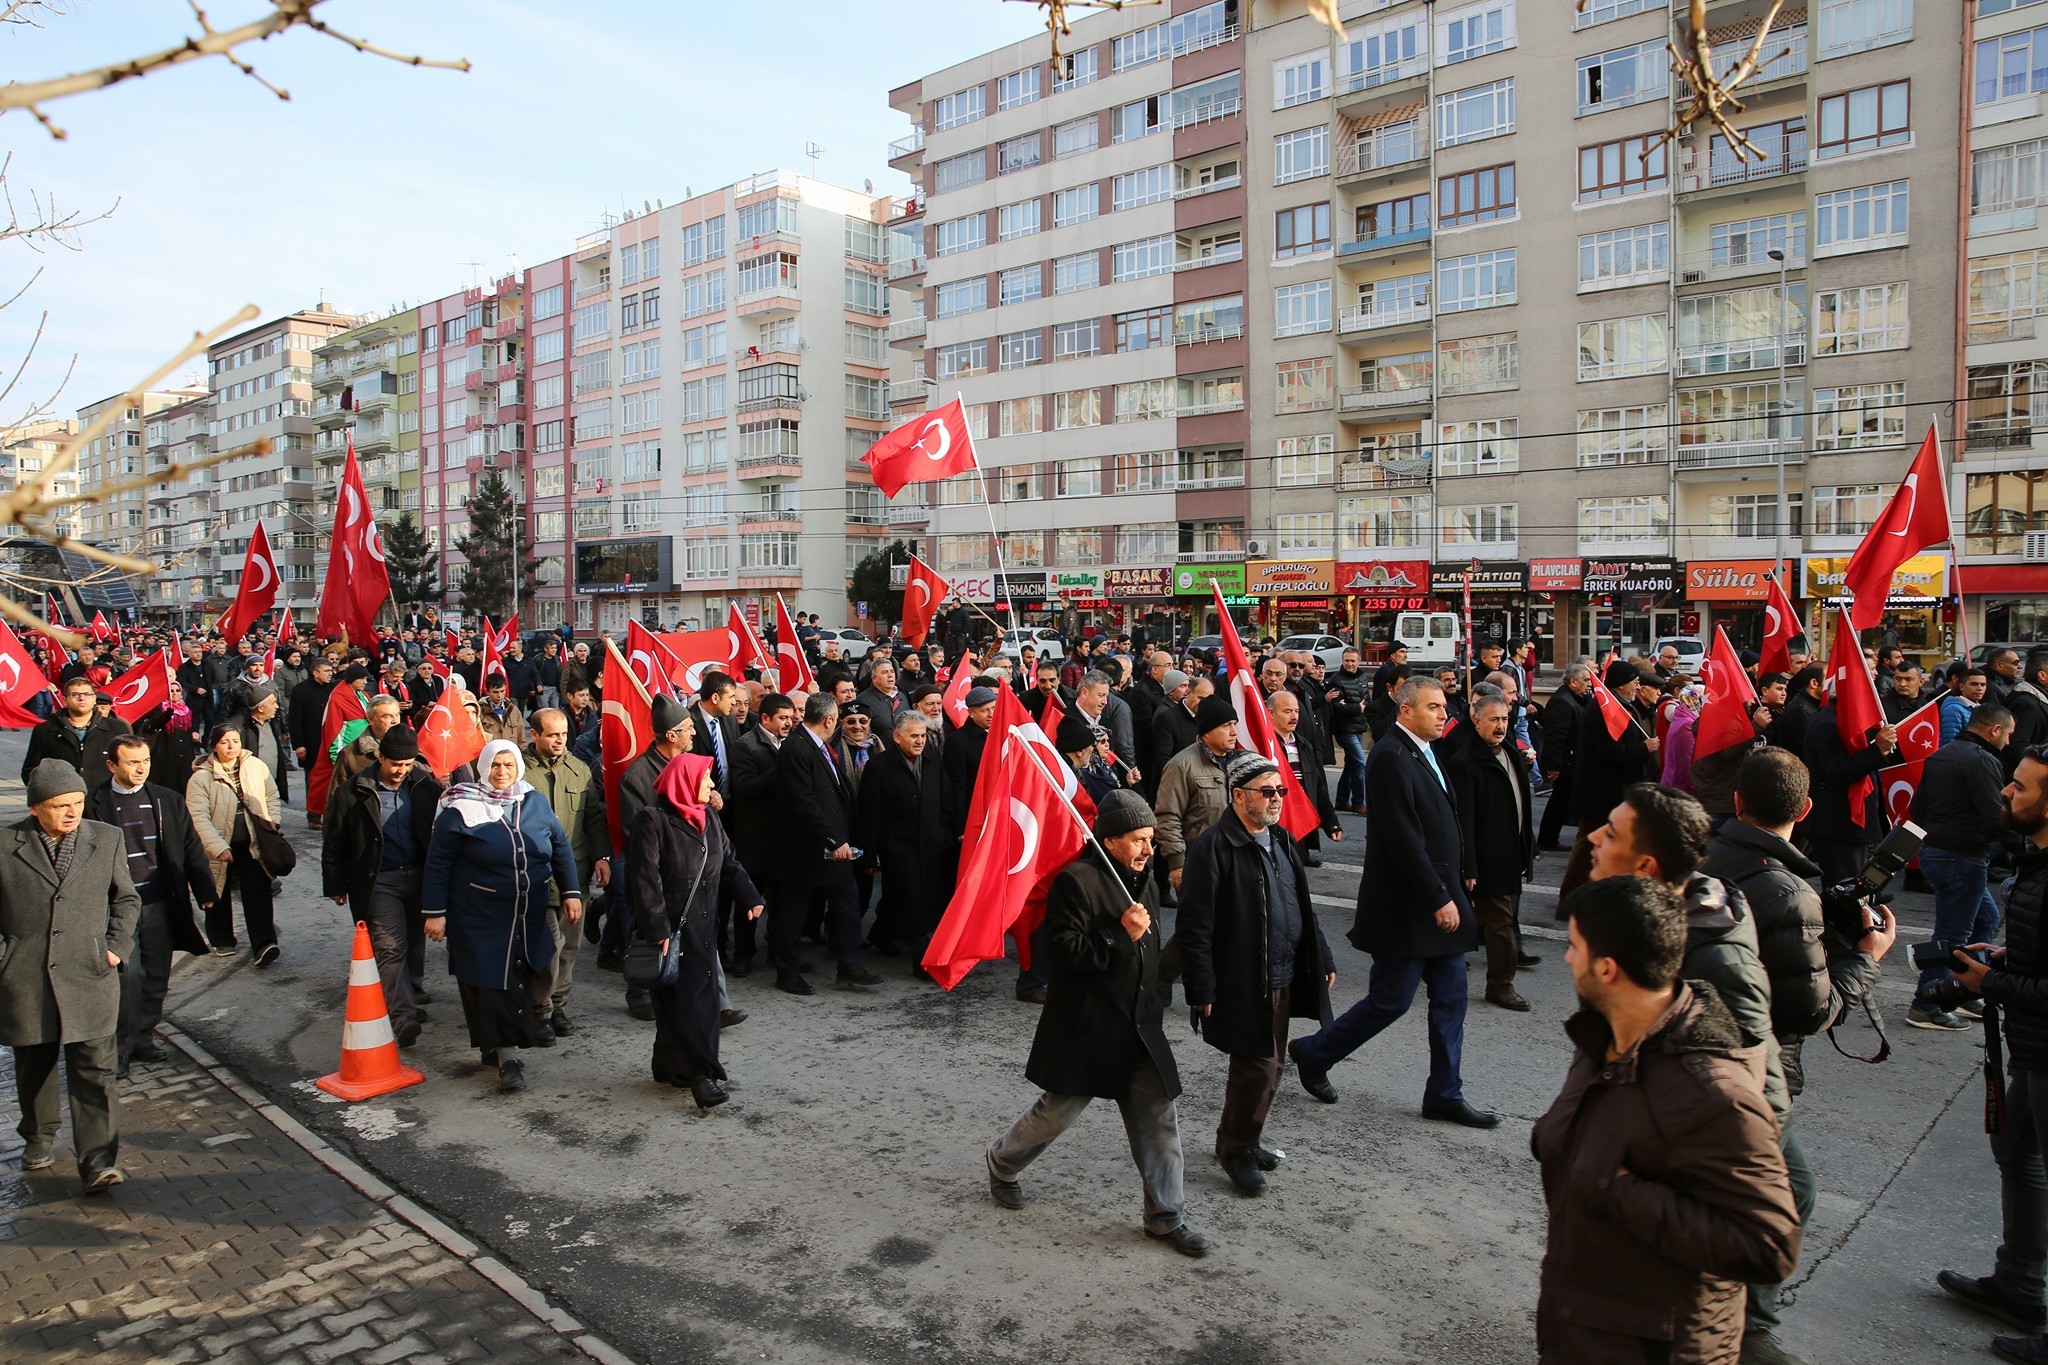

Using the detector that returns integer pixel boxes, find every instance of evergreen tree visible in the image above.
[381,511,442,608]
[453,473,541,623]
[846,539,909,626]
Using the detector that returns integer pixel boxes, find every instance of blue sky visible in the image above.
[1,0,1046,417]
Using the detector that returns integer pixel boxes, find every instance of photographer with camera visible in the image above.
[1936,745,2048,1361]
[1909,706,2017,1031]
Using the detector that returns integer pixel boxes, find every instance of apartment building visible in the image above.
[312,307,422,563]
[73,387,205,623]
[890,0,1976,664]
[0,418,80,537]
[142,395,219,622]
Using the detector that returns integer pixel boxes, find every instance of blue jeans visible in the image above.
[1334,732,1368,808]
[1293,953,1467,1108]
[1915,847,2002,1007]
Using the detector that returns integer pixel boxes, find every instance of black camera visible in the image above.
[1912,940,1989,1014]
[1821,821,1923,948]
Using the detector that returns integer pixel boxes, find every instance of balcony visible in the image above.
[1334,55,1431,114]
[735,454,803,476]
[1675,335,1805,378]
[1176,394,1246,417]
[360,460,395,489]
[1336,454,1432,490]
[1170,96,1241,132]
[1967,421,2038,451]
[736,283,801,317]
[1339,376,1433,415]
[1335,129,1427,186]
[885,502,930,525]
[738,339,804,366]
[1173,173,1241,201]
[887,254,927,282]
[312,394,349,427]
[1676,245,1805,285]
[888,196,924,225]
[735,389,804,416]
[354,424,394,455]
[497,402,527,425]
[1675,439,1805,472]
[311,360,345,388]
[1172,245,1245,273]
[888,128,925,165]
[464,370,489,392]
[886,314,926,344]
[1173,322,1246,348]
[1338,224,1431,260]
[1177,546,1246,564]
[889,377,934,405]
[1339,296,1431,336]
[1677,26,1807,100]
[736,506,799,527]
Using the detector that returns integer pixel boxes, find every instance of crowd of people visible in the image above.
[8,605,2048,1364]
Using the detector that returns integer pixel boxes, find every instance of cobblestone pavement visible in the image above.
[0,1032,624,1364]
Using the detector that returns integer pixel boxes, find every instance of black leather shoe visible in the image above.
[1302,851,1323,867]
[1517,953,1543,968]
[1422,1100,1500,1129]
[1253,1147,1282,1171]
[1288,1040,1338,1103]
[547,1010,573,1036]
[596,951,625,973]
[626,989,655,1021]
[497,1058,527,1093]
[1145,1223,1213,1258]
[988,1168,1025,1210]
[1219,1150,1267,1194]
[777,974,816,997]
[531,1021,556,1047]
[837,969,884,989]
[1939,1270,2048,1334]
[415,983,433,1003]
[728,957,753,979]
[1015,984,1048,1005]
[719,1008,748,1028]
[1995,1336,2048,1364]
[689,1078,730,1110]
[396,1022,422,1048]
[651,1068,690,1089]
[132,1038,168,1064]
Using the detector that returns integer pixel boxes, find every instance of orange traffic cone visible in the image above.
[316,921,425,1102]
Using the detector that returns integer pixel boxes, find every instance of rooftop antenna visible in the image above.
[804,141,823,178]
[458,260,482,288]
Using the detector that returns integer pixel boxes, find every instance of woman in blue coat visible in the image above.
[423,739,581,1092]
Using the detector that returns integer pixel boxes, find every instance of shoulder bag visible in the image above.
[231,764,297,878]
[622,827,706,992]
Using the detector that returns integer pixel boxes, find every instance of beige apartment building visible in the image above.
[890,0,1982,664]
[143,394,220,623]
[76,386,207,623]
[1,418,80,538]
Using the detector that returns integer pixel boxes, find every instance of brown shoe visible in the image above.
[1486,986,1530,1012]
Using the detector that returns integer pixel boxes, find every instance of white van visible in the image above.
[1393,611,1462,665]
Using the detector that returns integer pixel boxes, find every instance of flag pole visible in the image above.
[958,391,1022,648]
[1010,721,1134,888]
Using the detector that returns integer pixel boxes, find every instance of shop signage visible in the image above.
[1528,558,1583,593]
[1049,569,1103,598]
[1683,559,1793,602]
[1174,563,1246,596]
[994,571,1048,599]
[1272,597,1333,610]
[1337,559,1428,595]
[1247,558,1336,594]
[1429,563,1528,593]
[1103,566,1173,598]
[1581,557,1678,595]
[1803,553,1948,603]
[954,574,995,603]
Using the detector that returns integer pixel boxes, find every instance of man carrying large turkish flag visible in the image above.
[0,625,54,727]
[305,675,367,818]
[1759,571,1804,676]
[1841,424,1949,632]
[774,594,815,697]
[219,521,279,648]
[1824,607,1890,827]
[105,649,176,724]
[1211,582,1319,839]
[417,683,485,781]
[1693,627,1759,761]
[900,554,949,648]
[862,397,978,497]
[599,639,655,850]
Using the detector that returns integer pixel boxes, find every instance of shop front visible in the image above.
[1577,558,1680,659]
[1174,563,1248,638]
[1962,564,2048,648]
[991,571,1051,624]
[1429,563,1530,655]
[1049,569,1107,638]
[1247,559,1338,637]
[1104,566,1178,646]
[1528,558,1583,668]
[1803,553,1952,667]
[1336,557,1431,655]
[1681,559,1799,652]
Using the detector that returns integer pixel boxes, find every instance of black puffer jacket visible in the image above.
[1327,667,1370,736]
[1911,731,2007,856]
[1699,821,1831,1047]
[1984,841,2048,1072]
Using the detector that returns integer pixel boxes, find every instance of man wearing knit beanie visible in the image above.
[1153,693,1242,891]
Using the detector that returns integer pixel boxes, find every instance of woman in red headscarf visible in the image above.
[627,752,763,1109]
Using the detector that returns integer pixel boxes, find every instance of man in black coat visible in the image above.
[1177,752,1335,1195]
[287,657,337,769]
[1445,692,1536,1011]
[984,790,1210,1256]
[943,686,998,841]
[1289,676,1499,1128]
[687,670,744,797]
[1267,687,1342,866]
[1560,661,1658,899]
[1909,705,2016,1026]
[88,736,217,1074]
[770,693,882,996]
[2008,651,2048,776]
[856,710,952,960]
[23,676,131,789]
[1537,664,1593,850]
[1802,701,1899,886]
[1151,674,1204,769]
[725,693,795,974]
[1768,666,1824,755]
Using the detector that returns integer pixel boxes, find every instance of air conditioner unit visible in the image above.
[1245,539,1266,557]
[2025,530,2048,562]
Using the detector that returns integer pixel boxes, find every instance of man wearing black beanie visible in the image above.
[1154,693,1242,892]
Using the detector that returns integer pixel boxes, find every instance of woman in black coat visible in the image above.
[855,714,953,961]
[627,753,762,1110]
[133,681,201,783]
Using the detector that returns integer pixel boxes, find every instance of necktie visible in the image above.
[710,715,727,784]
[1420,739,1447,791]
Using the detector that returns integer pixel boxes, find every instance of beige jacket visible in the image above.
[186,754,281,893]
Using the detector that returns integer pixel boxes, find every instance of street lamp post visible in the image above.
[1767,247,1792,581]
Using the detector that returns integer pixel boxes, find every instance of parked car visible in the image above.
[1186,635,1223,655]
[1972,641,2041,666]
[815,628,873,661]
[1653,637,1708,670]
[1278,633,1348,671]
[999,626,1065,661]
[1393,612,1462,665]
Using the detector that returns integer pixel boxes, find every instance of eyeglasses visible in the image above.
[1243,785,1287,799]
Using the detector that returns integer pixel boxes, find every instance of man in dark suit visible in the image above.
[22,676,131,789]
[1444,693,1536,1011]
[688,670,744,797]
[725,692,796,975]
[1288,676,1498,1127]
[770,693,883,996]
[943,686,998,841]
[856,710,952,962]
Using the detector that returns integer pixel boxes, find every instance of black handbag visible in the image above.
[232,770,297,878]
[622,837,704,991]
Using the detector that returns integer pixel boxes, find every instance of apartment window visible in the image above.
[935,533,985,573]
[1578,40,1665,114]
[998,200,1042,241]
[1439,502,1518,549]
[1276,434,1335,486]
[1116,305,1172,351]
[936,339,988,379]
[1055,47,1099,91]
[1052,458,1102,499]
[1340,493,1432,551]
[1275,357,1333,412]
[844,323,885,364]
[1113,234,1174,281]
[1973,138,2048,217]
[1578,135,1667,200]
[576,348,611,394]
[533,375,564,409]
[997,66,1040,111]
[844,270,885,316]
[1677,380,1801,449]
[1054,317,1102,359]
[1980,26,2048,106]
[1706,491,1801,540]
[1965,470,2048,556]
[1577,0,1656,27]
[1819,0,1913,58]
[1276,514,1334,554]
[533,329,564,366]
[845,217,884,264]
[1437,163,1516,226]
[1274,280,1333,337]
[998,330,1044,371]
[998,134,1042,176]
[1053,184,1099,228]
[1579,495,1669,543]
[1113,165,1173,211]
[933,214,987,256]
[933,150,987,193]
[1053,389,1102,429]
[1113,453,1174,495]
[1984,0,2048,14]
[934,85,985,131]
[1578,223,1668,289]
[1275,203,1332,258]
[1812,484,1890,536]
[1437,249,1517,313]
[935,278,987,318]
[1274,51,1327,109]
[1816,282,1909,353]
[1437,331,1519,394]
[1577,405,1668,466]
[1707,213,1806,271]
[1274,126,1331,185]
[535,420,564,453]
[1814,382,1907,449]
[574,299,610,339]
[1176,448,1245,489]
[1340,9,1428,88]
[574,397,612,439]
[1577,314,1669,380]
[1438,418,1519,475]
[1115,378,1173,422]
[1437,0,1516,65]
[532,285,563,321]
[1677,284,1806,374]
[1969,361,2048,443]
[997,397,1043,437]
[1114,96,1164,143]
[999,265,1044,307]
[1174,295,1244,344]
[1437,78,1514,147]
[1970,248,2048,338]
[1054,117,1098,158]
[1816,81,1910,157]
[1815,181,1909,254]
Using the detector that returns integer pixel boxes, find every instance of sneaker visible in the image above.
[210,944,238,957]
[1908,1006,1972,1031]
[21,1142,54,1170]
[82,1166,125,1193]
[253,944,280,968]
[1739,1331,1813,1365]
[1954,1001,1986,1020]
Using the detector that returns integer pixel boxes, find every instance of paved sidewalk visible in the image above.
[0,1030,622,1364]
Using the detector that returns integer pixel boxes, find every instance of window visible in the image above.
[1053,184,1099,228]
[1439,502,1518,549]
[1436,331,1519,393]
[845,217,884,264]
[999,265,1043,307]
[1437,0,1516,65]
[1055,47,1099,91]
[998,66,1040,110]
[1577,405,1668,467]
[1965,470,2048,556]
[1969,361,2048,444]
[736,253,795,297]
[1176,448,1245,489]
[1274,281,1333,336]
[1437,79,1514,147]
[574,397,612,439]
[934,85,985,131]
[1812,484,1891,536]
[1816,180,1909,255]
[1274,51,1327,109]
[1436,249,1517,313]
[532,285,564,321]
[933,214,986,256]
[1113,458,1174,497]
[1275,203,1332,258]
[1053,389,1102,429]
[1340,9,1428,90]
[1577,314,1669,379]
[1817,283,1908,353]
[1274,126,1331,185]
[1819,0,1913,58]
[997,397,1043,437]
[1814,382,1907,449]
[844,323,884,364]
[1054,117,1098,158]
[1817,81,1910,157]
[1114,96,1164,144]
[998,134,1042,176]
[1970,248,2048,338]
[936,533,985,573]
[576,348,611,394]
[533,329,565,366]
[1577,0,1656,26]
[936,339,988,379]
[843,270,884,316]
[533,375,564,409]
[1115,378,1173,422]
[1275,357,1333,412]
[574,299,610,339]
[735,197,797,241]
[1174,295,1244,344]
[1979,25,2048,107]
[1275,514,1333,555]
[1578,40,1665,114]
[1113,234,1174,281]
[933,150,987,193]
[1578,223,1668,289]
[1341,493,1432,551]
[998,330,1043,370]
[1437,418,1519,475]
[1984,0,2048,14]
[998,200,1042,241]
[1054,317,1102,359]
[1052,458,1101,499]
[1706,213,1806,271]
[1437,163,1516,226]
[1579,496,1669,544]
[1676,284,1806,374]
[1116,306,1172,351]
[1276,434,1335,486]
[935,278,987,318]
[1677,380,1801,451]
[1578,135,1667,200]
[1974,138,2048,218]
[1112,165,1173,211]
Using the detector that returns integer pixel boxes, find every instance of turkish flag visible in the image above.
[263,606,294,678]
[900,555,949,648]
[417,684,486,781]
[1825,608,1886,827]
[861,397,978,497]
[445,626,461,658]
[727,603,773,676]
[35,623,68,685]
[942,648,978,728]
[624,621,681,698]
[1693,627,1759,761]
[1213,583,1320,839]
[1759,571,1804,676]
[106,649,175,724]
[219,521,279,648]
[1589,672,1636,742]
[600,639,655,850]
[490,614,518,655]
[656,627,744,694]
[479,619,505,686]
[45,592,65,629]
[1893,695,1943,762]
[1841,425,1950,632]
[88,611,117,645]
[0,626,53,728]
[306,681,367,814]
[318,439,377,646]
[1879,758,1927,828]
[774,594,815,697]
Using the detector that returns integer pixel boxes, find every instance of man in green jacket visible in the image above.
[526,709,612,1038]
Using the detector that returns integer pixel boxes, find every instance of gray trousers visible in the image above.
[13,1035,120,1174]
[361,869,420,1032]
[118,901,174,1061]
[987,1061,1186,1234]
[535,904,580,1015]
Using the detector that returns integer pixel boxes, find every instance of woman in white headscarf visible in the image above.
[422,739,581,1092]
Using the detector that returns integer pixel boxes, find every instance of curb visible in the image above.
[156,1021,639,1365]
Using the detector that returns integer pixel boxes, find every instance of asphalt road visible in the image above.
[10,727,2017,1364]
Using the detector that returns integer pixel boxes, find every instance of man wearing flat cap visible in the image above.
[0,759,141,1191]
[943,684,1000,843]
[323,726,442,1047]
[233,682,292,805]
[985,789,1211,1257]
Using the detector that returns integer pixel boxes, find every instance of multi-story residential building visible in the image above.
[75,387,205,623]
[312,308,422,580]
[891,0,1973,666]
[0,418,80,537]
[143,395,219,623]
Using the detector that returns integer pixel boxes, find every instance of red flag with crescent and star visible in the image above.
[479,618,505,686]
[1841,425,1949,632]
[600,638,655,851]
[218,521,279,648]
[727,603,773,677]
[942,648,978,728]
[900,554,949,648]
[1892,695,1943,762]
[263,606,293,678]
[0,625,53,727]
[306,679,367,814]
[106,648,175,724]
[1212,582,1320,839]
[317,437,384,647]
[1759,570,1804,677]
[1824,607,1887,827]
[1878,757,1928,830]
[774,594,816,697]
[624,621,681,699]
[417,681,486,781]
[88,610,118,645]
[861,397,978,498]
[1693,627,1759,761]
[653,626,745,695]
